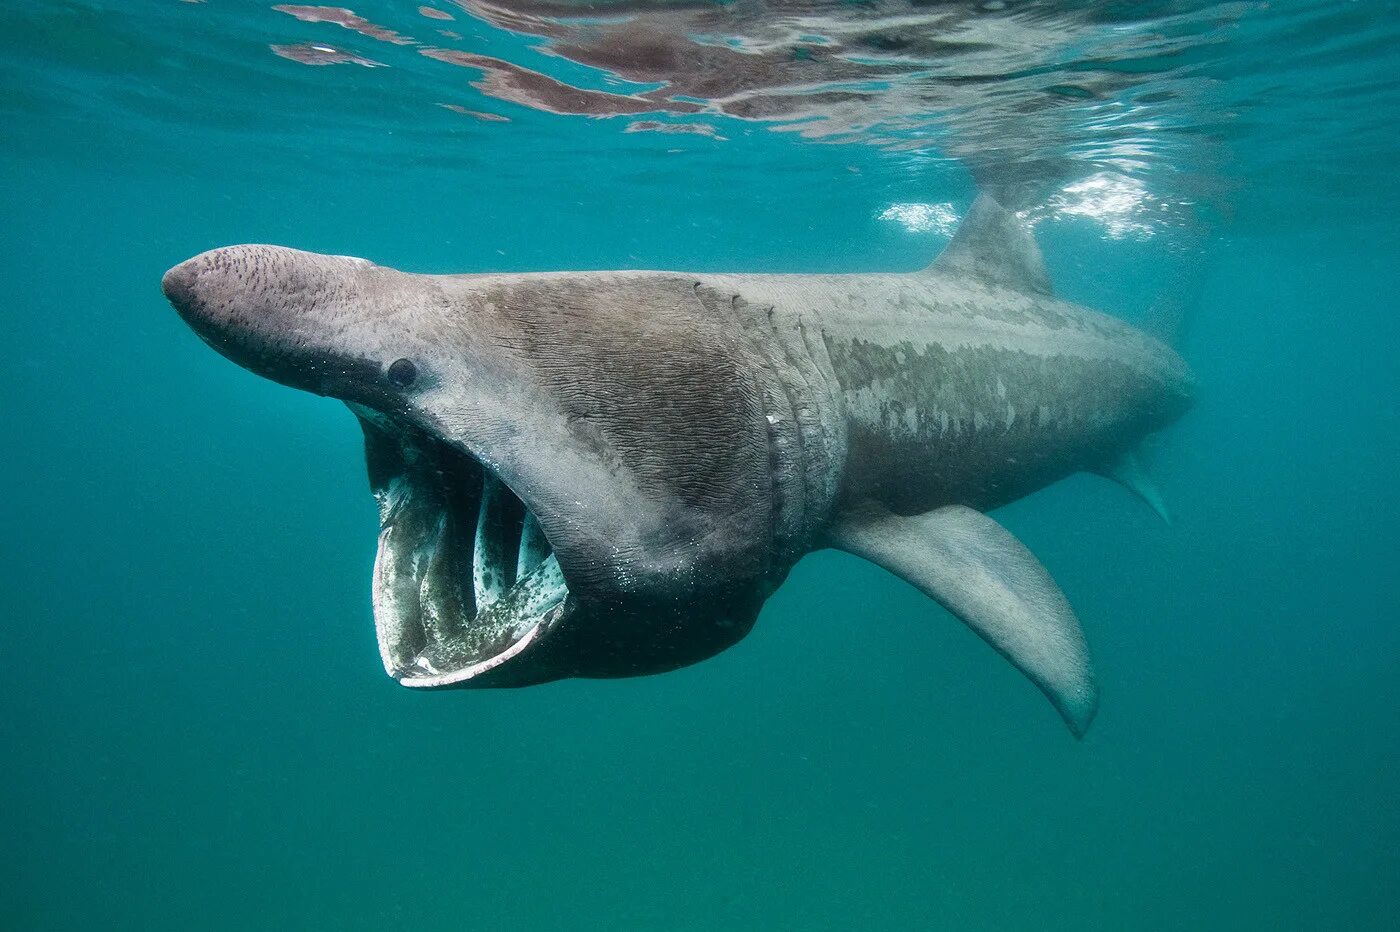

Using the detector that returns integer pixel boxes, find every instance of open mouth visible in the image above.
[352,404,570,688]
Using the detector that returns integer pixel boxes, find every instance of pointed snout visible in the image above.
[160,258,201,319]
[162,244,383,395]
[164,245,283,337]
[162,244,349,334]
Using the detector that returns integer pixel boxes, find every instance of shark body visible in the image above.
[162,196,1192,735]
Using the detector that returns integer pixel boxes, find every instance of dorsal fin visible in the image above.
[928,193,1052,296]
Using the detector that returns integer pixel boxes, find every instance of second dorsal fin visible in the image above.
[928,193,1052,297]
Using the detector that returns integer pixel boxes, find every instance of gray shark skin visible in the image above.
[162,195,1192,736]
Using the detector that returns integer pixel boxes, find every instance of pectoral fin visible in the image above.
[827,504,1098,737]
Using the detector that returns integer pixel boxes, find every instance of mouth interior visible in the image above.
[353,406,569,688]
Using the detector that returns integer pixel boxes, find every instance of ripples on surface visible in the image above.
[2,0,1396,234]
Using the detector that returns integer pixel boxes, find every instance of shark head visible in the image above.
[163,245,822,690]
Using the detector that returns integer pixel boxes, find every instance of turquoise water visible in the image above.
[3,1,1398,929]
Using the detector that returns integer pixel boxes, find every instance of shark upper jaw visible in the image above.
[161,247,579,689]
[354,404,573,690]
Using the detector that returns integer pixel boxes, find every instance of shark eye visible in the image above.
[386,358,418,388]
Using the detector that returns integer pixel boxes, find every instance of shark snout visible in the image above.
[164,245,286,337]
[163,244,383,395]
[163,244,342,331]
[160,259,201,319]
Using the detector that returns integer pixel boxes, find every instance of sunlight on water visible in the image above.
[1047,172,1159,240]
[3,0,1397,233]
[878,201,961,235]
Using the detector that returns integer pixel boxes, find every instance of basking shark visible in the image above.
[162,195,1192,736]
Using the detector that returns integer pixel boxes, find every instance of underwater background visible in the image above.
[2,1,1398,929]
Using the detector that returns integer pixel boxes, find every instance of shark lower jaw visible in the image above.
[353,406,571,689]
